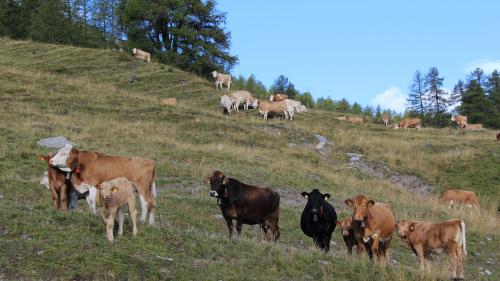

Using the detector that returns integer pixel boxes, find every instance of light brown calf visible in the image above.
[132,48,151,62]
[38,154,69,211]
[96,177,138,244]
[257,100,289,120]
[395,118,421,130]
[345,195,394,265]
[347,116,364,124]
[396,220,466,280]
[451,114,467,129]
[465,123,483,130]
[439,189,479,209]
[382,113,389,127]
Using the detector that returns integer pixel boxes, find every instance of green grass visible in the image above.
[0,38,499,280]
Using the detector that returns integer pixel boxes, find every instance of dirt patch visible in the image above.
[347,153,434,195]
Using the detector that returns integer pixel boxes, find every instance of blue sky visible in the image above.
[218,0,500,112]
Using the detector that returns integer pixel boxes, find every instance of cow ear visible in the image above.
[409,222,415,232]
[345,199,354,208]
[324,194,331,200]
[367,200,375,208]
[301,192,308,198]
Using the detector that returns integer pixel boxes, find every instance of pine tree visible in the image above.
[487,70,500,127]
[450,80,465,110]
[29,0,72,44]
[424,67,448,126]
[375,105,382,119]
[407,70,427,117]
[351,102,362,114]
[459,80,490,124]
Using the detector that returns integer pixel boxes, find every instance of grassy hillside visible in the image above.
[0,38,498,281]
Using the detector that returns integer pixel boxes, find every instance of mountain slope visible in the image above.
[0,38,498,280]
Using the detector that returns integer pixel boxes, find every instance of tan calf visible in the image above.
[257,100,289,120]
[395,118,421,130]
[439,189,479,209]
[345,195,395,265]
[396,220,466,280]
[347,116,364,124]
[38,154,69,211]
[382,113,389,127]
[465,123,483,130]
[96,177,138,244]
[132,48,151,62]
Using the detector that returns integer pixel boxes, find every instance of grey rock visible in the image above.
[314,134,327,149]
[288,143,297,148]
[485,269,492,275]
[36,136,72,148]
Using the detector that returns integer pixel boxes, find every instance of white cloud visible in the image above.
[463,60,500,74]
[371,86,407,113]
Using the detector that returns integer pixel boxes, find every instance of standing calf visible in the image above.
[38,154,70,210]
[212,71,232,90]
[300,189,337,252]
[96,177,138,244]
[396,220,466,280]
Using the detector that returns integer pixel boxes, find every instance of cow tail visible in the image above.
[461,221,467,256]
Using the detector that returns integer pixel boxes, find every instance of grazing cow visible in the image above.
[270,94,288,102]
[212,71,231,90]
[284,99,307,120]
[38,154,70,210]
[396,220,466,280]
[132,48,151,62]
[345,195,395,264]
[231,90,258,111]
[464,123,483,130]
[205,171,280,241]
[451,114,467,129]
[300,189,337,252]
[220,95,235,115]
[497,131,500,140]
[49,144,156,225]
[257,100,289,120]
[346,116,364,125]
[334,116,347,121]
[382,113,389,127]
[439,189,479,209]
[394,118,421,130]
[96,177,138,244]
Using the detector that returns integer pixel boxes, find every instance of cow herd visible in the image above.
[38,142,481,280]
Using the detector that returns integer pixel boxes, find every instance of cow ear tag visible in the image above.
[112,186,118,192]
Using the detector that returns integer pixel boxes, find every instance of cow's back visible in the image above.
[415,220,462,248]
[366,204,395,238]
[237,186,280,223]
[440,189,478,205]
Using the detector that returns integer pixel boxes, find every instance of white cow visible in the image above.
[212,71,231,90]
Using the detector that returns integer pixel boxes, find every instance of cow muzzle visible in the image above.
[209,190,218,197]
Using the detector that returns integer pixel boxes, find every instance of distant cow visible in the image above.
[334,116,347,121]
[345,195,395,264]
[497,132,500,140]
[395,118,421,130]
[212,71,231,90]
[270,94,288,102]
[132,48,151,62]
[220,95,236,115]
[347,116,364,125]
[96,177,138,244]
[285,99,307,120]
[231,90,258,111]
[396,219,466,280]
[49,144,156,224]
[382,113,389,127]
[300,189,337,252]
[258,100,289,120]
[464,123,483,130]
[205,171,280,241]
[439,189,479,209]
[451,114,467,129]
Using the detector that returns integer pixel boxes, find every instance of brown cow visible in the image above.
[49,145,156,225]
[497,132,500,140]
[347,116,364,124]
[270,93,288,102]
[382,112,389,127]
[96,177,138,244]
[345,195,395,264]
[451,114,467,129]
[395,118,421,130]
[205,171,280,241]
[439,189,479,209]
[464,123,483,130]
[38,154,70,210]
[336,217,361,255]
[396,220,466,280]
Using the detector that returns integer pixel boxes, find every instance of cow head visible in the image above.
[96,181,118,204]
[395,220,414,240]
[345,195,375,222]
[301,189,330,222]
[40,171,50,189]
[207,171,229,201]
[65,147,81,173]
[132,48,137,55]
[49,144,73,172]
[335,217,353,236]
[211,71,218,78]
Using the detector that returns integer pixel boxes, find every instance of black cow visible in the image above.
[300,189,337,252]
[206,171,280,241]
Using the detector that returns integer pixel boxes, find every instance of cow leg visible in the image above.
[414,245,427,271]
[128,198,138,237]
[321,233,331,253]
[50,187,59,210]
[384,238,392,264]
[139,194,148,223]
[449,247,458,280]
[60,185,68,211]
[145,192,156,225]
[226,219,234,239]
[236,221,243,238]
[106,209,116,244]
[117,208,124,236]
[370,233,382,263]
[269,217,279,242]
